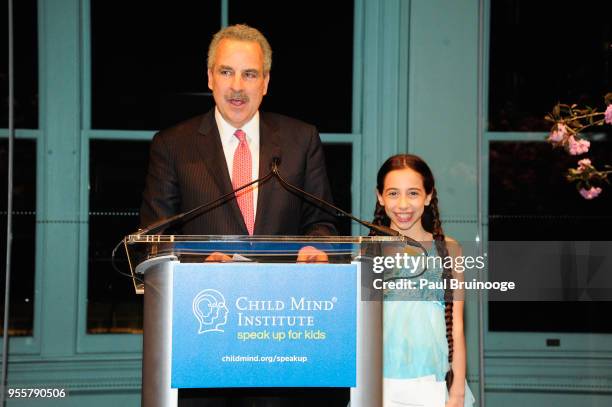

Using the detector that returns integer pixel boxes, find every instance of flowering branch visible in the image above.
[546,93,612,199]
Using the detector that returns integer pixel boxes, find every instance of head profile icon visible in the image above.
[192,289,229,334]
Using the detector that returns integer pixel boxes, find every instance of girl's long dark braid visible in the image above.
[369,201,390,235]
[429,189,455,389]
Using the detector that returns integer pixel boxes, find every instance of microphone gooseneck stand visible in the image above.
[128,157,430,279]
[269,158,429,279]
[135,169,275,236]
[270,158,427,252]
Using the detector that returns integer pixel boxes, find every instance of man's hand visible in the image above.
[205,252,232,262]
[296,246,329,263]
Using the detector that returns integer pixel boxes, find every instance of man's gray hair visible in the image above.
[207,24,272,74]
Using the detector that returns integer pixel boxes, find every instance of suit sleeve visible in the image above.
[139,132,181,228]
[300,128,338,236]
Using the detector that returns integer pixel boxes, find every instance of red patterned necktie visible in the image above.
[232,129,255,235]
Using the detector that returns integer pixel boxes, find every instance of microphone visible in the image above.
[135,155,426,256]
[270,156,428,256]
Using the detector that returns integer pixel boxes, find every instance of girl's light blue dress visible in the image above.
[383,245,475,406]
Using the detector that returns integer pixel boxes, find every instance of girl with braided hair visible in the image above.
[372,154,474,407]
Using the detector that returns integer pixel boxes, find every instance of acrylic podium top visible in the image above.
[125,234,409,270]
[123,234,416,294]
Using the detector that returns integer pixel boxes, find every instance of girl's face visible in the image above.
[376,168,432,237]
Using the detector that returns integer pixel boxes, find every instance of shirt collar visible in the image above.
[215,107,259,144]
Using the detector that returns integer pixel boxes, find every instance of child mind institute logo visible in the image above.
[192,289,229,334]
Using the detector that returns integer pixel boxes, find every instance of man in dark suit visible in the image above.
[140,24,346,407]
[140,24,336,239]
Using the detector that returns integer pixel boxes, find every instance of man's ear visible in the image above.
[263,72,270,95]
[207,68,213,91]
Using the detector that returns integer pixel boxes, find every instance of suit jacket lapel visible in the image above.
[196,110,248,234]
[254,113,281,234]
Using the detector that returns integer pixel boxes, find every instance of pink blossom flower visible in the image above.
[548,131,563,143]
[577,158,592,171]
[605,105,612,125]
[548,123,567,143]
[579,186,602,200]
[577,139,590,154]
[568,136,590,155]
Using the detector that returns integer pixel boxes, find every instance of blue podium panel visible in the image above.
[171,263,357,389]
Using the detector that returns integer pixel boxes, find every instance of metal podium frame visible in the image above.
[125,235,404,407]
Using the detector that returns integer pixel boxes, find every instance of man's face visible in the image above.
[208,39,270,128]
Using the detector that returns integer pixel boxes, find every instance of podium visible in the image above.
[125,234,406,407]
